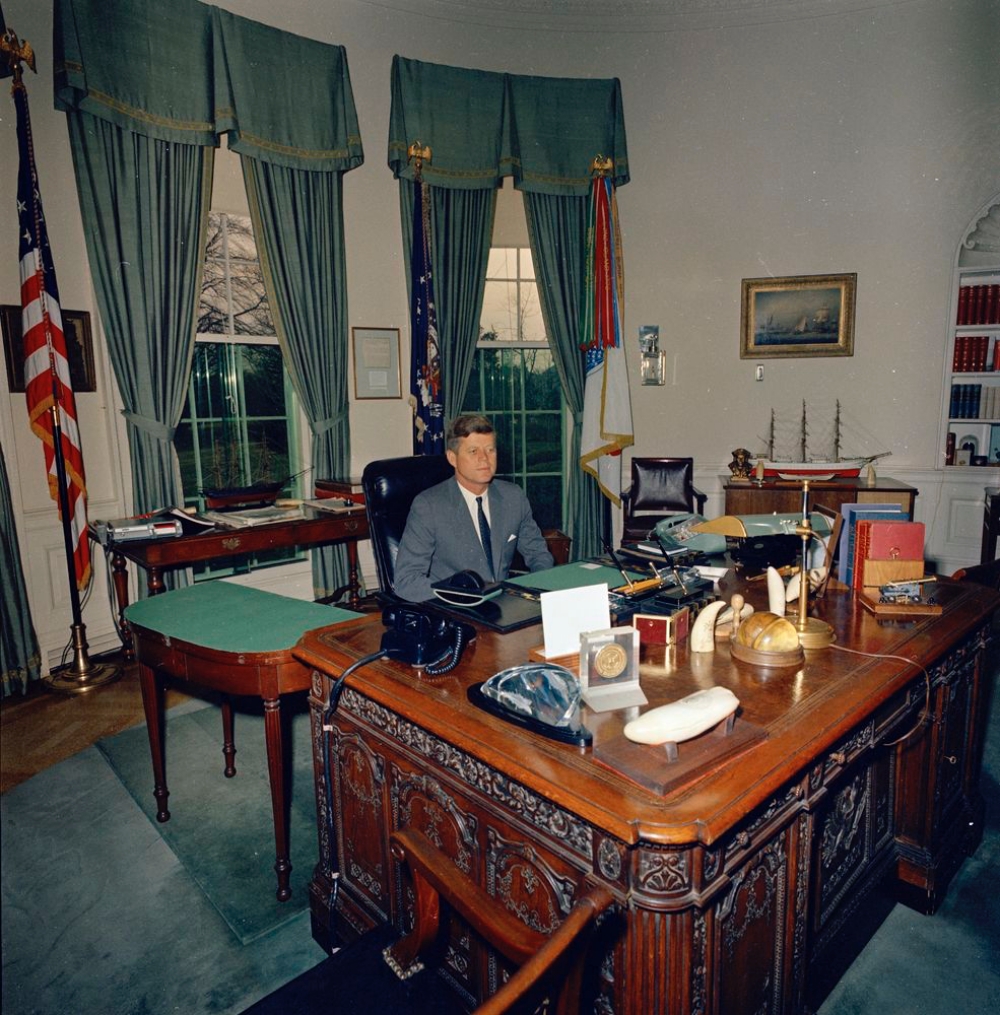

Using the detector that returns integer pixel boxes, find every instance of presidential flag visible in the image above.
[579,175,633,503]
[14,71,91,590]
[408,180,444,454]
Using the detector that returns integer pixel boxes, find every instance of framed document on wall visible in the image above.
[352,327,401,399]
[2,305,97,393]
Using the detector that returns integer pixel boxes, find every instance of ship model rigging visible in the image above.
[755,400,890,478]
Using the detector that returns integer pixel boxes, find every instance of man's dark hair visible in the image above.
[446,414,494,452]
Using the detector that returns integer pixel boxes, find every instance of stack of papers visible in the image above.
[202,505,304,528]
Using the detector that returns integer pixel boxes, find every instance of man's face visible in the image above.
[447,432,497,495]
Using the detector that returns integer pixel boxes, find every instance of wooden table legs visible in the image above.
[137,662,296,902]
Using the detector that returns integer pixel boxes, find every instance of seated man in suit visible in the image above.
[393,414,554,602]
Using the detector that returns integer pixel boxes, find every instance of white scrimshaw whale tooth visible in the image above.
[690,600,728,652]
[766,566,787,615]
[785,567,827,602]
[623,686,740,745]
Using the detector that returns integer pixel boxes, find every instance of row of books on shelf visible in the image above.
[836,502,924,592]
[957,283,1000,326]
[948,383,1000,420]
[952,334,998,373]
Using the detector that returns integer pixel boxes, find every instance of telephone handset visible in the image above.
[380,605,474,675]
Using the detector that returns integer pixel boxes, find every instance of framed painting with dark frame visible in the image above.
[352,326,402,399]
[1,305,97,392]
[740,273,856,359]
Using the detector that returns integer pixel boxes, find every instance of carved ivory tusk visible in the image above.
[766,566,787,615]
[786,567,827,602]
[689,600,728,652]
[623,686,740,745]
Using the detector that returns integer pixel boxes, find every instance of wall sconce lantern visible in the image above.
[639,325,666,386]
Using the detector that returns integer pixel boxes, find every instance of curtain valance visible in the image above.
[388,56,628,195]
[53,0,364,172]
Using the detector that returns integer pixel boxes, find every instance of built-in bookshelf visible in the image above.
[941,196,1000,468]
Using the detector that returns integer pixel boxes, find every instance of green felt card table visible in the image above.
[124,582,364,902]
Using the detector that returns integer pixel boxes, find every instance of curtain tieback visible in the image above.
[311,411,348,436]
[121,411,175,442]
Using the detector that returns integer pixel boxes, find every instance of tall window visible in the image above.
[175,212,303,575]
[461,247,564,530]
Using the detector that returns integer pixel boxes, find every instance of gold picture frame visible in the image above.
[740,273,856,359]
[1,304,97,393]
[352,326,402,400]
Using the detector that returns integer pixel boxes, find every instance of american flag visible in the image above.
[14,74,91,590]
[408,180,444,454]
[579,175,633,504]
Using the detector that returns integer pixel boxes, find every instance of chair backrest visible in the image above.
[628,457,696,514]
[362,455,454,595]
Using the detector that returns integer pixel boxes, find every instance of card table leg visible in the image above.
[221,695,237,778]
[137,662,170,823]
[262,696,293,902]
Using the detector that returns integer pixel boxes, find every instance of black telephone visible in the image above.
[380,605,474,674]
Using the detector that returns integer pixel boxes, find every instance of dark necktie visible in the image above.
[476,496,495,580]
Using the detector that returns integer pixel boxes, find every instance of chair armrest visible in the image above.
[692,485,707,513]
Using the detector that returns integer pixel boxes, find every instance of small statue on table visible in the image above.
[728,447,754,482]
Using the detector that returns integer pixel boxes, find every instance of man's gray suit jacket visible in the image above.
[392,477,553,603]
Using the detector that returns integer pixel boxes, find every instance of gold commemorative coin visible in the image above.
[594,642,628,679]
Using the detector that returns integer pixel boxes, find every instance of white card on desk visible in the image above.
[540,584,611,658]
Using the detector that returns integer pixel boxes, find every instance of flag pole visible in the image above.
[44,405,120,693]
[2,20,119,692]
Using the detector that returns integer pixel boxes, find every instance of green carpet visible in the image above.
[96,698,317,944]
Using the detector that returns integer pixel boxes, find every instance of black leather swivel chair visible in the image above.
[621,457,706,545]
[362,454,454,597]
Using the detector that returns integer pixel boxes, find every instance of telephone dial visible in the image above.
[381,605,475,674]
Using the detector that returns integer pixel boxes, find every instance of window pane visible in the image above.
[526,475,561,530]
[522,348,560,409]
[486,248,517,279]
[525,413,561,472]
[246,419,292,486]
[519,247,535,280]
[204,213,224,259]
[520,283,546,343]
[224,214,259,261]
[242,345,287,417]
[230,262,274,335]
[198,261,228,333]
[480,279,518,342]
[189,344,227,418]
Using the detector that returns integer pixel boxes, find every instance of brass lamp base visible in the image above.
[794,616,836,650]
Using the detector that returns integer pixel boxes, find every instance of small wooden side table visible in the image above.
[125,582,362,901]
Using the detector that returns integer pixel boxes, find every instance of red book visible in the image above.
[958,286,971,326]
[866,520,925,560]
[989,284,1000,325]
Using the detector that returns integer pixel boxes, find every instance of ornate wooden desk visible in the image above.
[94,506,368,660]
[295,580,996,1014]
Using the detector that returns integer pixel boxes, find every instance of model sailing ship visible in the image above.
[755,400,890,478]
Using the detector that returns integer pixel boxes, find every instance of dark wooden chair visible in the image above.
[621,457,706,544]
[384,827,615,1015]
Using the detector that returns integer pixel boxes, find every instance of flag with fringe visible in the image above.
[408,180,444,454]
[15,71,91,589]
[579,175,633,503]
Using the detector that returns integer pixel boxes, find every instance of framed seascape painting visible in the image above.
[740,273,856,359]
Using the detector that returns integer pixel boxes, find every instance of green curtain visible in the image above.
[388,56,628,196]
[523,191,604,559]
[1,442,42,697]
[67,111,212,530]
[242,159,352,598]
[54,1,364,173]
[399,182,497,418]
